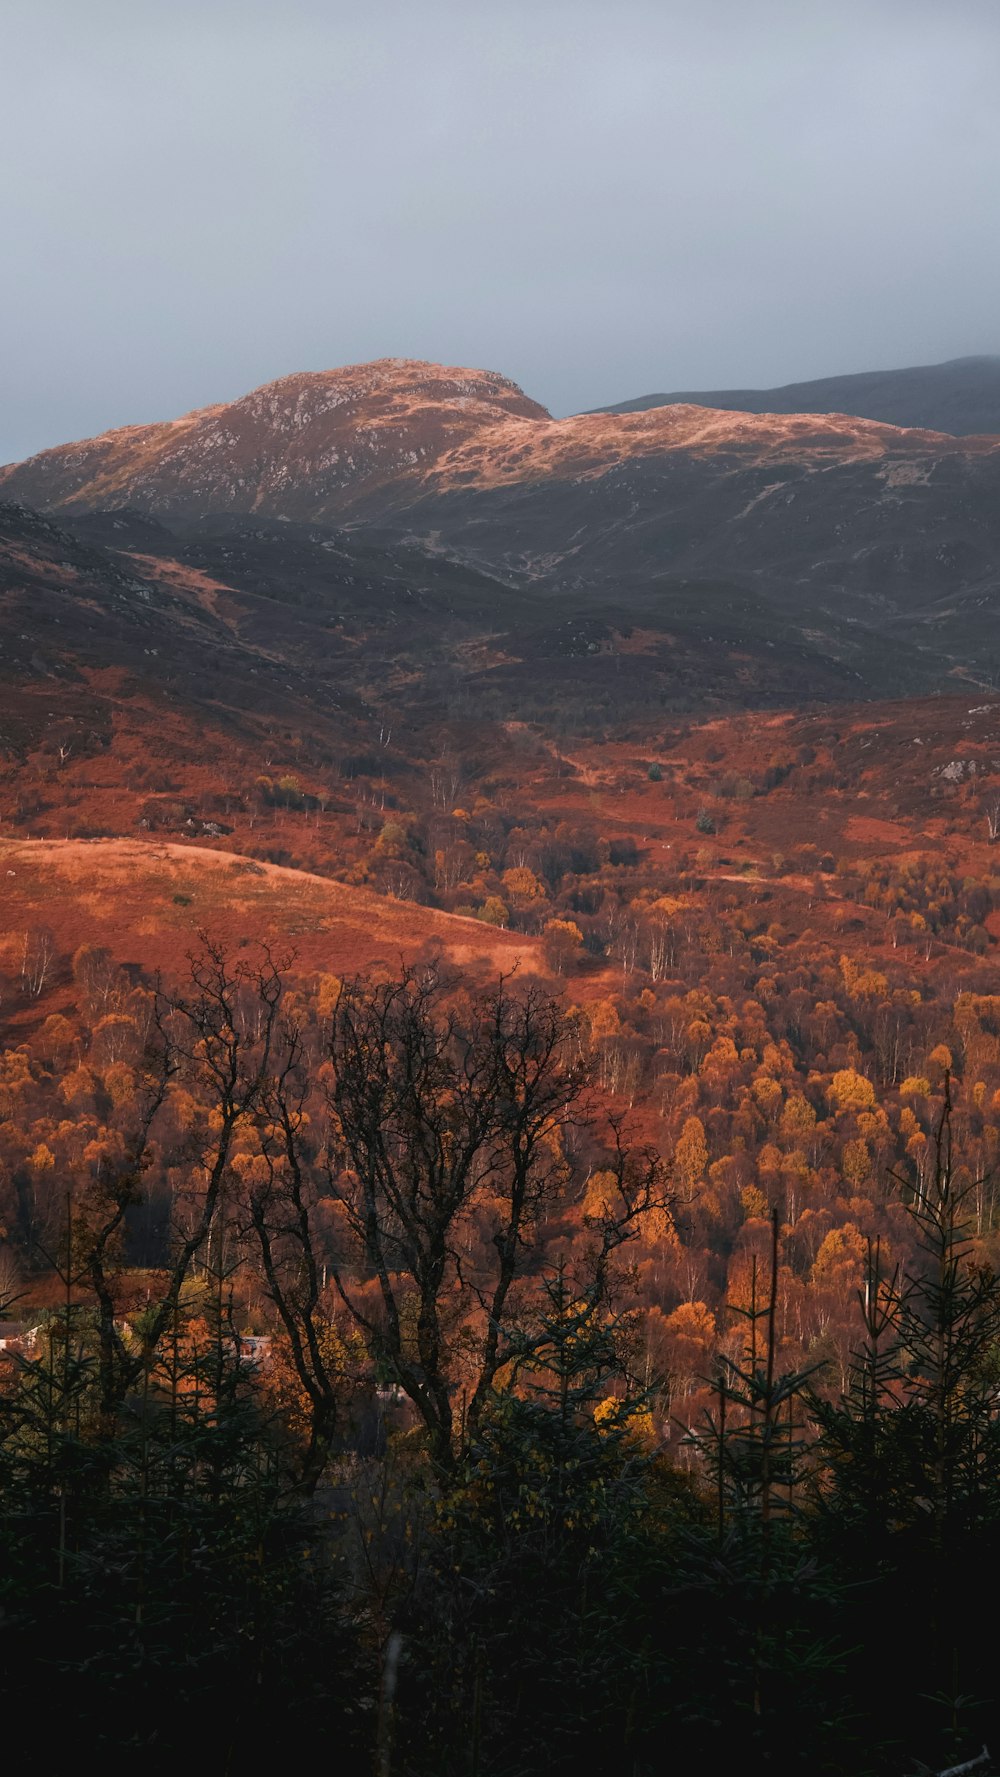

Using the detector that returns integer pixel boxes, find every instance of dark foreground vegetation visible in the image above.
[1,951,999,1777]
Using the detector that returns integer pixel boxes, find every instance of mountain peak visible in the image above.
[0,358,550,522]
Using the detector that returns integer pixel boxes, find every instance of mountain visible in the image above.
[6,361,999,535]
[590,355,1000,435]
[6,357,1000,698]
[0,359,548,523]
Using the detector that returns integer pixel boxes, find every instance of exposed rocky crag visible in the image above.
[0,360,548,523]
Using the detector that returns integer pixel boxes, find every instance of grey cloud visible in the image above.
[2,0,999,461]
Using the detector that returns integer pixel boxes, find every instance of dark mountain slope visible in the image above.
[590,355,1000,435]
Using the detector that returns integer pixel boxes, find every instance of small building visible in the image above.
[237,1334,272,1367]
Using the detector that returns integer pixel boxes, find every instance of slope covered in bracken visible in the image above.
[0,836,541,1000]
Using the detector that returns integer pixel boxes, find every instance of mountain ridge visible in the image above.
[588,354,1000,435]
[3,356,999,532]
[5,354,1000,697]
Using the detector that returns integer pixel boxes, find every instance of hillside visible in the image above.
[591,353,1000,434]
[0,495,899,798]
[5,359,1000,698]
[0,835,540,995]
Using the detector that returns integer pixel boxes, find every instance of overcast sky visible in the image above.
[2,0,999,462]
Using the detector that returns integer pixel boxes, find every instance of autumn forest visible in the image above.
[3,614,1000,1774]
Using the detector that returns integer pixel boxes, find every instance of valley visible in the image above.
[4,353,1000,1773]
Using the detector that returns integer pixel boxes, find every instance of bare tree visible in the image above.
[65,937,287,1425]
[322,966,666,1475]
[429,754,464,810]
[20,926,57,999]
[145,939,287,1355]
[0,1243,22,1315]
[646,920,676,982]
[246,1018,356,1491]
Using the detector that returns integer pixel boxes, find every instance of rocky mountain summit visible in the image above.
[0,360,549,523]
